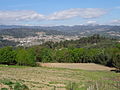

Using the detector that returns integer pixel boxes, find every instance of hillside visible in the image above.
[0,65,119,90]
[0,25,120,38]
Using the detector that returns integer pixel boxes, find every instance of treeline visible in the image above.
[0,45,120,69]
[0,35,120,70]
[33,45,120,69]
[0,47,36,66]
[43,34,116,49]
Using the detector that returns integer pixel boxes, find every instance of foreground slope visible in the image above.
[0,65,119,90]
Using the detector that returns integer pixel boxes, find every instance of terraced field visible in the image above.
[0,64,120,90]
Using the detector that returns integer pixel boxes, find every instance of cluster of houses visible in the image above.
[2,32,79,47]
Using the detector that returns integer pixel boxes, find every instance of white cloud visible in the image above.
[47,8,107,20]
[0,8,107,25]
[86,20,97,24]
[0,10,45,24]
[110,19,120,25]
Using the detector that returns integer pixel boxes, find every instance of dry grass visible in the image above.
[0,64,119,90]
[39,63,115,71]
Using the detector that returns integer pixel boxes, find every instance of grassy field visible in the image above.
[0,64,120,90]
[39,63,115,71]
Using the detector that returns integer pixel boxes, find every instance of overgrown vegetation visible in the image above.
[0,34,120,70]
[66,80,120,90]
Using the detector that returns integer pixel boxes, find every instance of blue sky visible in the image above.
[0,0,120,25]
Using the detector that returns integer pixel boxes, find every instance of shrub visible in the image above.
[14,82,29,90]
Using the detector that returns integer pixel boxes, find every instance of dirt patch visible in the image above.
[39,63,115,71]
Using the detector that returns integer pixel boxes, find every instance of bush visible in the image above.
[14,82,29,90]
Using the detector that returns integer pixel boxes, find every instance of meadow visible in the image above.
[0,64,120,90]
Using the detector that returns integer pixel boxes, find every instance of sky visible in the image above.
[0,0,120,26]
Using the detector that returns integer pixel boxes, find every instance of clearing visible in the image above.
[39,63,115,71]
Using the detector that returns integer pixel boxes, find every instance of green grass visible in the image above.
[41,67,120,90]
[0,64,29,68]
[0,79,29,90]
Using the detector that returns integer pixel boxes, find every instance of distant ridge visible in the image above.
[0,25,120,38]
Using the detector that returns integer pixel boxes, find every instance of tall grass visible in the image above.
[87,81,120,90]
[66,80,120,90]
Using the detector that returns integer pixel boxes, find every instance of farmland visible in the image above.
[0,64,120,90]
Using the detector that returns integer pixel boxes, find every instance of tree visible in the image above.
[94,49,110,66]
[0,46,16,65]
[16,48,36,66]
[53,48,72,63]
[39,48,52,62]
[113,54,120,71]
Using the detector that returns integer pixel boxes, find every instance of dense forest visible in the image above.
[0,34,120,70]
